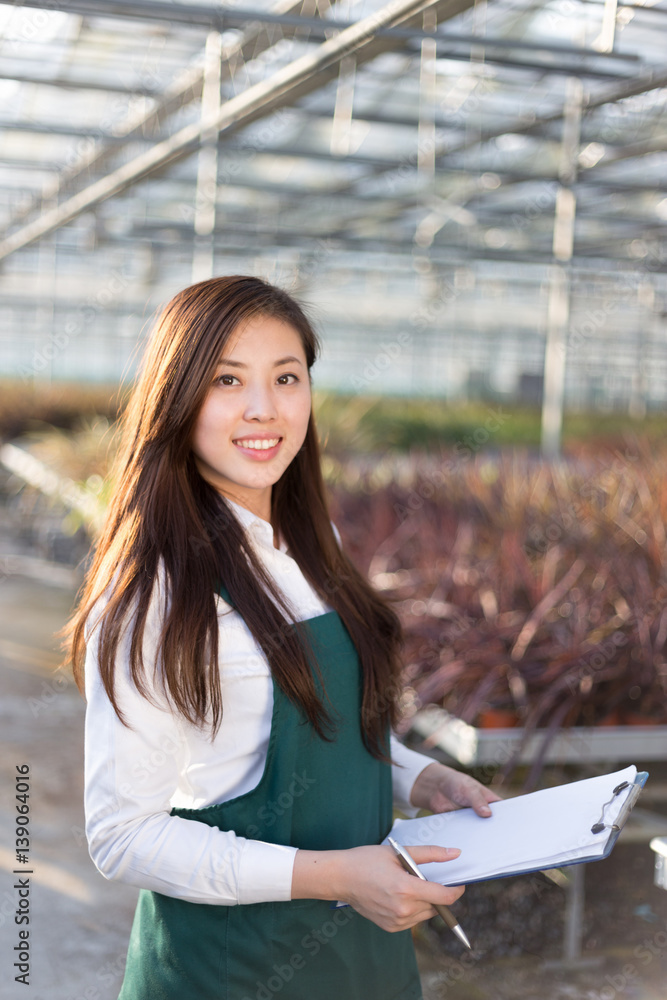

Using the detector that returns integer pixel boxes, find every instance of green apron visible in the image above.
[117,588,422,1000]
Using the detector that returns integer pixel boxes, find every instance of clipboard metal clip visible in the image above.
[591,779,642,835]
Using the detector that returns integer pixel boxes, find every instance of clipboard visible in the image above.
[384,765,648,887]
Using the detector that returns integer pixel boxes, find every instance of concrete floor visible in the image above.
[0,574,138,1000]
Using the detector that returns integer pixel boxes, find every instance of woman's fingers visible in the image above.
[380,884,465,932]
[390,844,465,912]
[400,844,461,866]
[334,844,466,933]
[391,904,442,932]
[467,784,503,816]
[421,880,465,906]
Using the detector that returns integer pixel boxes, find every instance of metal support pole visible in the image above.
[542,260,570,457]
[413,5,437,286]
[192,31,223,283]
[330,56,357,157]
[629,281,653,419]
[540,77,583,460]
[418,9,437,177]
[564,862,585,963]
[34,184,58,384]
[593,0,618,54]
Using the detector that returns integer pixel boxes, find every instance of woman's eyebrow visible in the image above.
[216,355,304,369]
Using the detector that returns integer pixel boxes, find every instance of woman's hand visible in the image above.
[292,844,464,933]
[409,762,502,816]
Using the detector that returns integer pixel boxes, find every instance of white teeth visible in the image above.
[235,438,280,450]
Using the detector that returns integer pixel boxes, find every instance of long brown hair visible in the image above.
[64,275,403,760]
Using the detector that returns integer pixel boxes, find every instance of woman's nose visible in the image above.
[243,383,278,422]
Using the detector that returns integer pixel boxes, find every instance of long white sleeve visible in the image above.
[390,735,434,817]
[84,602,297,906]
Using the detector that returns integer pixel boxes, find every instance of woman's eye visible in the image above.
[216,374,239,386]
[277,373,299,385]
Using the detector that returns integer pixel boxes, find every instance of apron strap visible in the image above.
[216,582,234,607]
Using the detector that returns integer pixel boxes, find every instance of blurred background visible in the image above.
[1,0,667,997]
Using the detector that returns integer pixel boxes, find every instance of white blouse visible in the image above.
[83,498,433,906]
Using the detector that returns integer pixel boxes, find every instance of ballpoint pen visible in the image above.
[387,836,472,950]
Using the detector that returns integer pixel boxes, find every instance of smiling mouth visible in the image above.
[233,437,282,450]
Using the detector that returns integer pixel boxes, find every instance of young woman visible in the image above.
[65,276,499,1000]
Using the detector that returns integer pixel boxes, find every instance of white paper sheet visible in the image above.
[384,764,638,885]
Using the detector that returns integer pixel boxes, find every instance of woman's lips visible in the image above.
[232,437,283,460]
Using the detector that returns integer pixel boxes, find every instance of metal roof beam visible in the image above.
[319,63,667,236]
[422,49,633,79]
[3,0,641,60]
[279,54,667,225]
[8,225,664,275]
[420,65,667,165]
[0,120,132,141]
[578,0,667,16]
[0,0,477,262]
[111,221,667,271]
[0,71,161,96]
[0,159,63,171]
[4,0,308,229]
[584,133,667,168]
[0,294,141,314]
[8,97,658,150]
[3,118,662,182]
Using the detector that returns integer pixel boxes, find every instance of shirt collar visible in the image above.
[224,496,288,554]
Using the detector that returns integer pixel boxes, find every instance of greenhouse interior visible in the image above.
[1,0,667,998]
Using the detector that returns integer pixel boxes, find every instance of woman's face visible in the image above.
[191,313,312,522]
